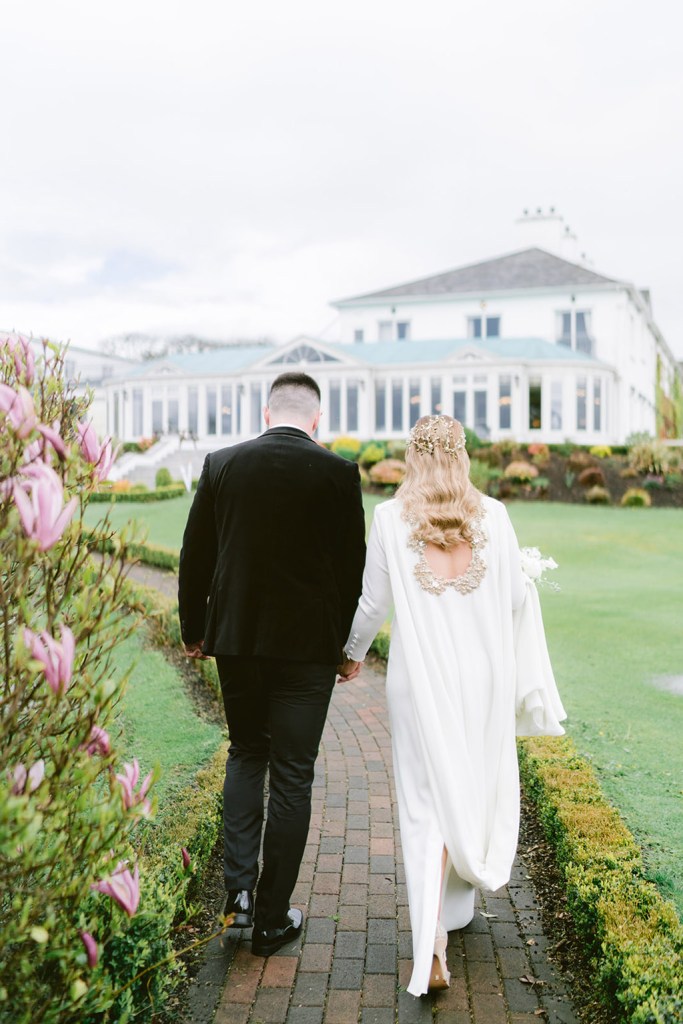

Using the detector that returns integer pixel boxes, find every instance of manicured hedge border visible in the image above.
[86,530,180,572]
[369,636,682,1023]
[90,486,186,503]
[518,737,682,1024]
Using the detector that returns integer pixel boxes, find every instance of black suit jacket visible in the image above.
[178,426,367,663]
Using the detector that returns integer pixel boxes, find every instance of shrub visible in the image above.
[474,446,503,468]
[130,482,149,493]
[519,737,683,1024]
[620,467,639,479]
[621,488,652,507]
[468,458,491,492]
[530,475,549,493]
[585,485,611,505]
[464,427,483,451]
[527,442,550,465]
[495,439,519,457]
[564,470,576,489]
[359,441,387,467]
[331,436,362,461]
[578,465,606,488]
[368,459,406,487]
[629,440,678,476]
[589,445,612,459]
[90,486,185,503]
[155,467,173,488]
[643,474,665,491]
[386,439,407,461]
[113,478,133,493]
[0,336,194,1022]
[567,450,596,471]
[504,460,538,482]
[358,465,370,488]
[665,471,683,487]
[550,441,579,457]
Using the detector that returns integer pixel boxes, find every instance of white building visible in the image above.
[102,245,681,452]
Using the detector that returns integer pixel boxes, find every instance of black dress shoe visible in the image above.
[219,889,254,928]
[251,908,304,956]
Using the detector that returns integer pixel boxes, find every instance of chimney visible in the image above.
[515,208,582,261]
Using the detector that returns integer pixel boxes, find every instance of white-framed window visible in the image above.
[498,375,512,430]
[453,375,466,423]
[576,377,587,430]
[249,383,262,434]
[528,378,542,430]
[132,388,144,437]
[347,381,359,432]
[397,320,411,341]
[593,378,602,431]
[329,380,341,432]
[168,389,179,434]
[557,310,593,354]
[409,378,421,427]
[188,387,198,436]
[378,320,393,342]
[354,329,364,343]
[375,379,386,431]
[430,378,442,415]
[221,385,232,434]
[473,374,488,435]
[468,316,500,339]
[391,379,403,431]
[207,387,218,435]
[551,380,563,430]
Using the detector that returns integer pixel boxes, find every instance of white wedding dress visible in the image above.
[344,495,566,996]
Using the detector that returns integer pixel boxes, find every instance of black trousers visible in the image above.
[215,655,336,929]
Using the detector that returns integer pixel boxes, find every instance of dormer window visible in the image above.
[377,320,411,342]
[468,316,500,339]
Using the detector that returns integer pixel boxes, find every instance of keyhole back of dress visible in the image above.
[423,541,473,581]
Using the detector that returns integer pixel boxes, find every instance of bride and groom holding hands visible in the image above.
[178,371,565,996]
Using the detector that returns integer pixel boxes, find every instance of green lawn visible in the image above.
[85,493,195,551]
[90,494,683,914]
[112,620,223,810]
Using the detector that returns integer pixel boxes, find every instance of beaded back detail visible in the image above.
[403,505,488,596]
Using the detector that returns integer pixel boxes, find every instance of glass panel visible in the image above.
[474,390,487,434]
[528,379,542,430]
[557,311,572,347]
[576,311,593,355]
[374,380,386,431]
[347,382,359,432]
[392,380,403,431]
[486,316,500,338]
[132,388,143,436]
[430,378,442,414]
[354,329,364,343]
[188,387,198,436]
[113,393,120,437]
[593,378,602,431]
[206,388,217,435]
[498,375,511,430]
[152,400,163,435]
[378,320,393,342]
[467,316,482,339]
[329,380,341,432]
[168,400,179,434]
[397,321,410,341]
[270,344,338,364]
[221,385,232,434]
[453,390,466,423]
[576,377,587,430]
[408,379,421,427]
[551,380,563,430]
[250,383,261,434]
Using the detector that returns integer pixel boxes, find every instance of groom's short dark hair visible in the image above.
[269,372,321,403]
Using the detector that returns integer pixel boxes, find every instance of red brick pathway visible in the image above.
[186,662,580,1024]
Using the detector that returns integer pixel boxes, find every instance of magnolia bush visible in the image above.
[0,335,190,1023]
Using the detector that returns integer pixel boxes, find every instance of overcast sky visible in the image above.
[1,0,682,356]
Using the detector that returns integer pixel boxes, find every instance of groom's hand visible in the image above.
[184,640,209,660]
[337,658,362,683]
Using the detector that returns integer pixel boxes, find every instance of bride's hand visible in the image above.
[337,658,362,682]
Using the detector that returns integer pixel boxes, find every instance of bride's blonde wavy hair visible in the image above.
[397,415,482,548]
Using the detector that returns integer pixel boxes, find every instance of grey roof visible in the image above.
[336,247,619,303]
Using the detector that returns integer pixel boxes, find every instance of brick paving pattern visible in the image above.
[187,661,580,1024]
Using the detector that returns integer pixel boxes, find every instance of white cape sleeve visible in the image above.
[513,579,567,737]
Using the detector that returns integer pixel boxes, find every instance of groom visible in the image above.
[178,371,366,955]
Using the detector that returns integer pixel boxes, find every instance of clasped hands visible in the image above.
[336,656,362,683]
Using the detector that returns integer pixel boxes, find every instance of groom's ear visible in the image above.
[263,406,271,427]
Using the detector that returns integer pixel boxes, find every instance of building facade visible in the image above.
[102,247,681,448]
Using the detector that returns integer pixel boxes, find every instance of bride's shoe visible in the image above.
[429,921,451,990]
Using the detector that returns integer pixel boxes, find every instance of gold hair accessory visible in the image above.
[407,416,466,458]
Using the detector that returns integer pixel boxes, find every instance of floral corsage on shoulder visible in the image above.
[519,547,559,590]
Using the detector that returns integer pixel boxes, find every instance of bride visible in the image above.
[338,415,565,997]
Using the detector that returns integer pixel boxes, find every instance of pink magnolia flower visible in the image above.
[92,862,140,917]
[10,759,45,795]
[80,931,99,968]
[83,725,111,757]
[181,847,192,871]
[24,625,75,696]
[13,461,77,551]
[1,331,35,385]
[77,421,116,481]
[0,383,38,438]
[115,759,153,817]
[37,424,68,460]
